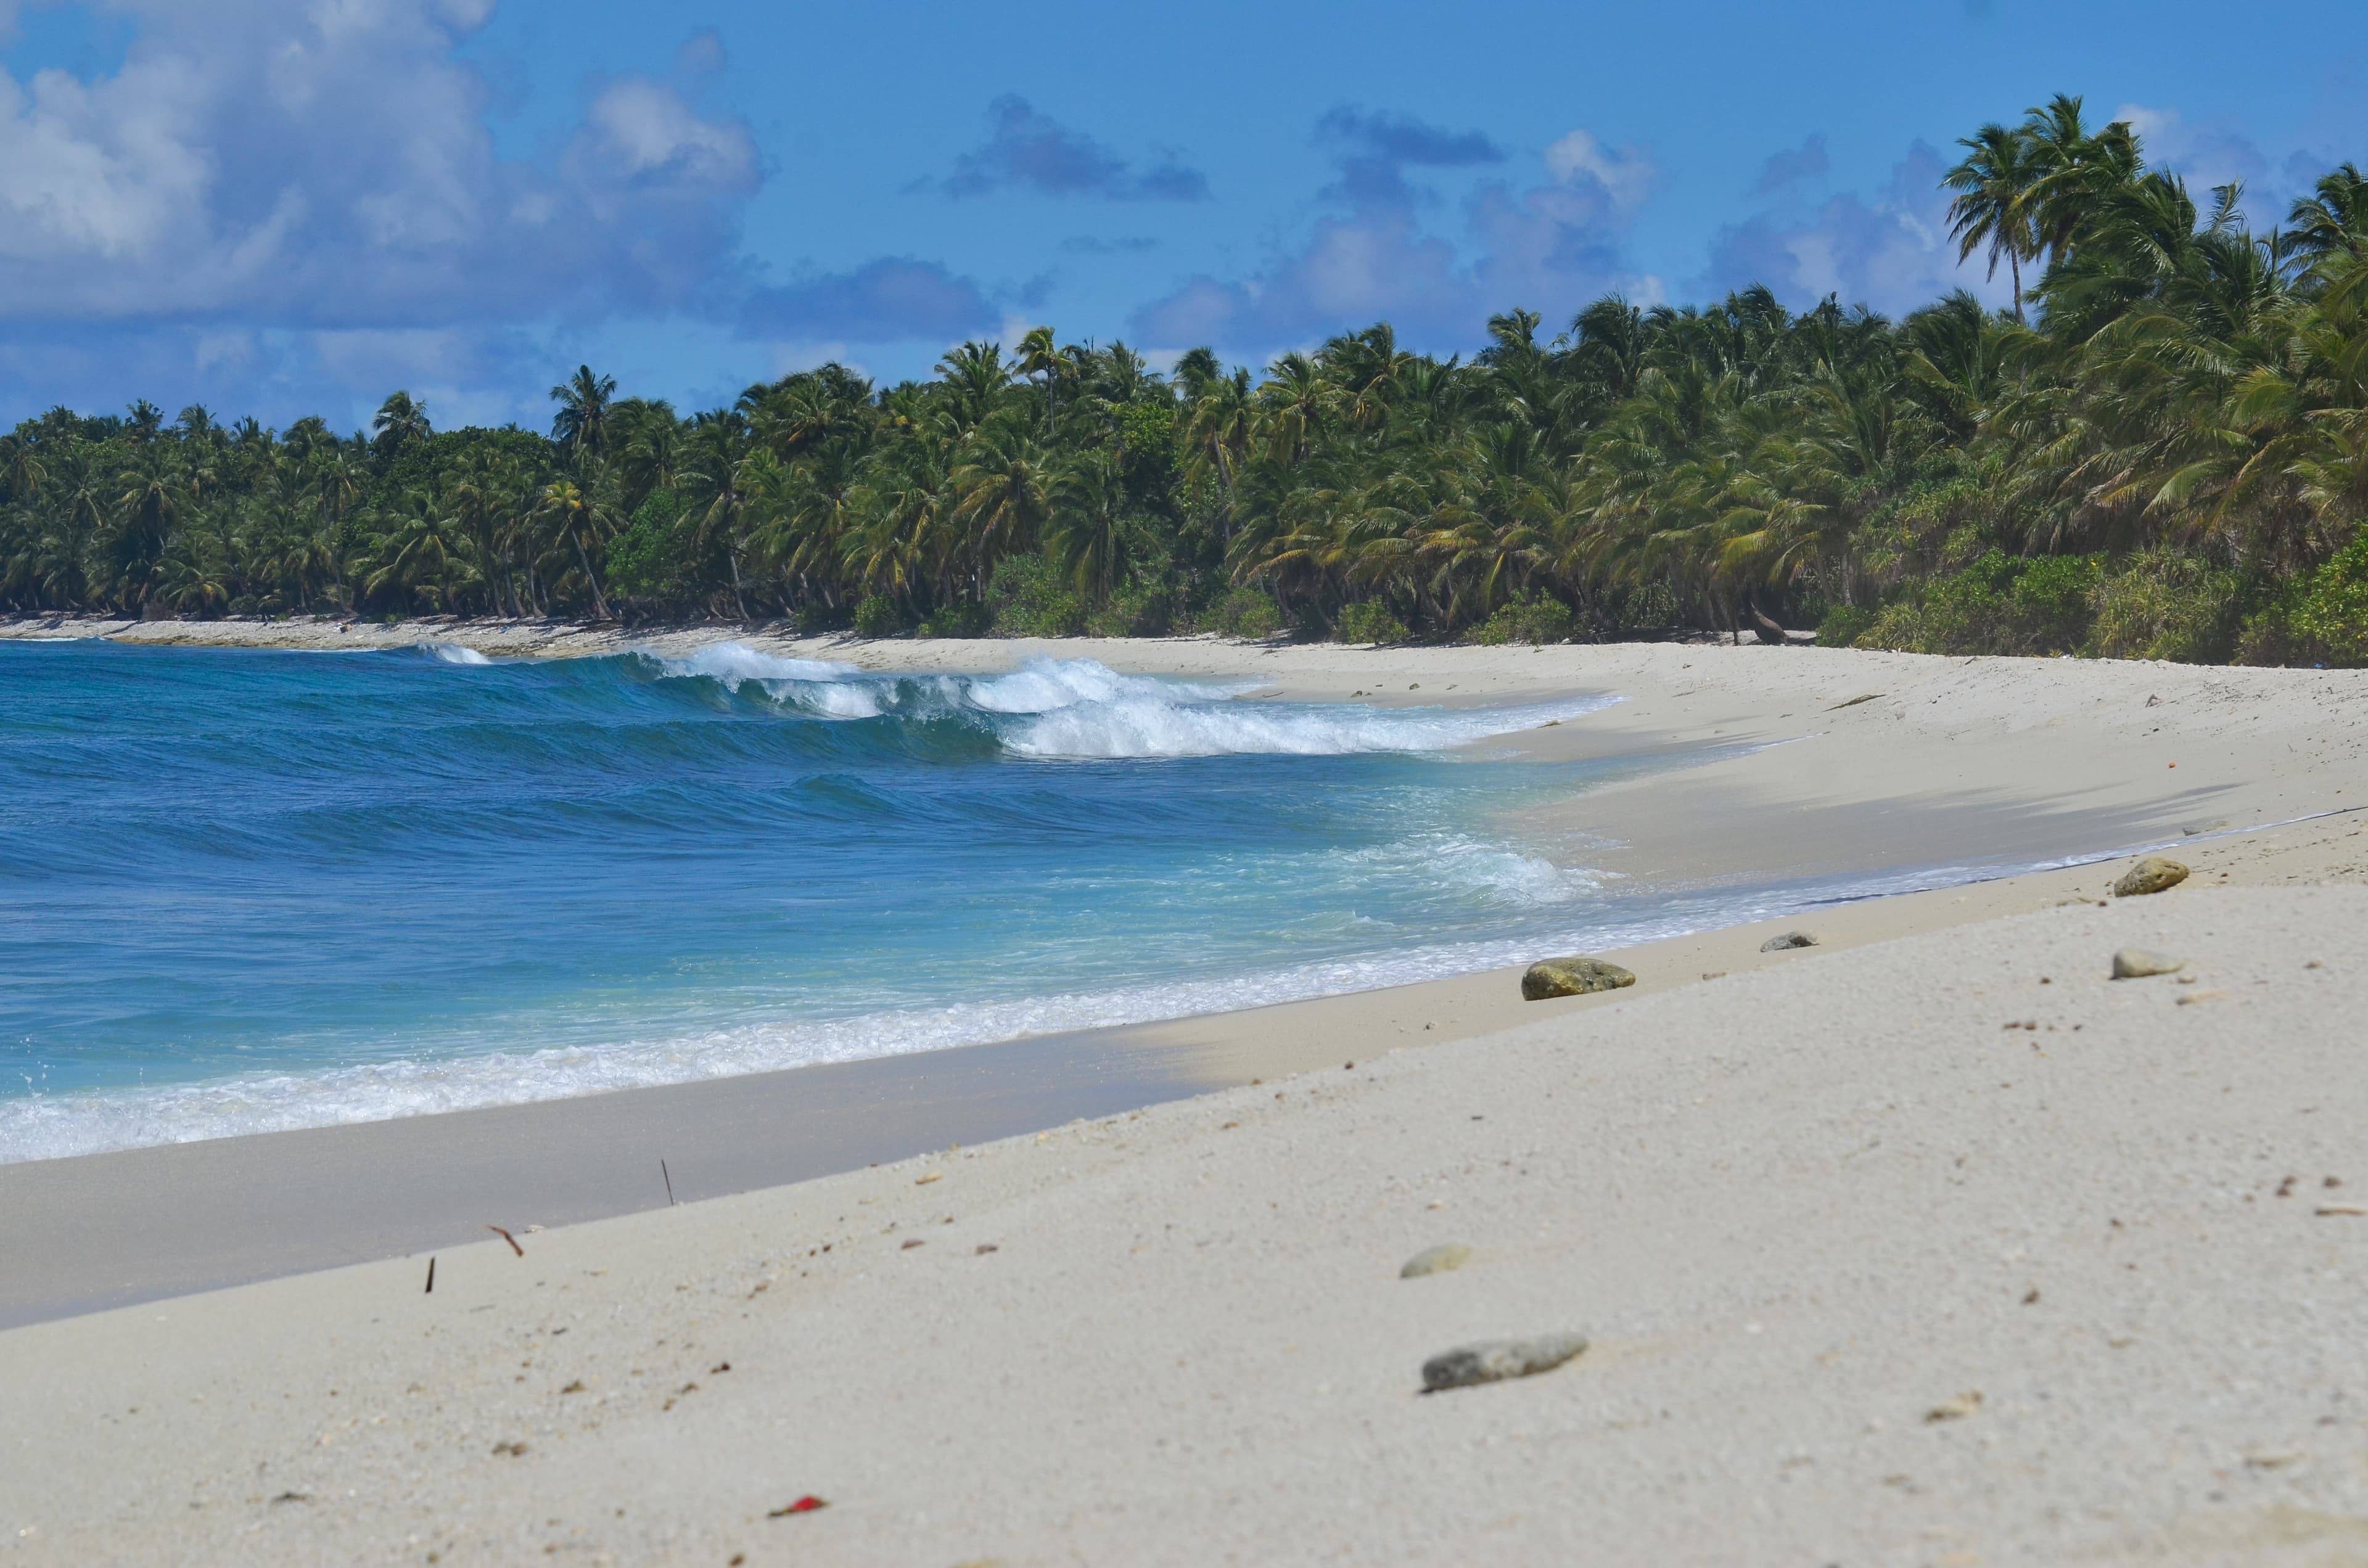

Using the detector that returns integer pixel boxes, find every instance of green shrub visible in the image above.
[853,594,903,638]
[1857,551,2101,655]
[1088,583,1175,638]
[605,498,681,602]
[1198,586,1283,639]
[1815,604,1875,647]
[2240,532,2368,666]
[2089,550,2245,663]
[795,601,850,634]
[1336,599,1410,644]
[984,549,1087,636]
[1601,581,1678,637]
[918,601,993,638]
[1471,593,1576,646]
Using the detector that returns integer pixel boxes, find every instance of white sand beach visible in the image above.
[4,618,2366,1564]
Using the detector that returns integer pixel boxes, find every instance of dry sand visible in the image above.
[5,618,2367,1562]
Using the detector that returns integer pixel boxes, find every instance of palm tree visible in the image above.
[950,420,1052,603]
[372,392,433,462]
[549,366,619,459]
[1016,326,1063,438]
[1943,123,2041,324]
[935,341,1014,434]
[2019,94,2143,274]
[533,477,615,619]
[2288,163,2368,274]
[1050,451,1130,605]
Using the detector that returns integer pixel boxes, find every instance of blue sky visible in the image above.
[0,0,2359,433]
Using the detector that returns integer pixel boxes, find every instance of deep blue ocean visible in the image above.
[0,637,1976,1162]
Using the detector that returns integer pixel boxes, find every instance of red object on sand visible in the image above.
[770,1495,829,1516]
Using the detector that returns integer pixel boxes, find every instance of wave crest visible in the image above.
[649,644,1611,759]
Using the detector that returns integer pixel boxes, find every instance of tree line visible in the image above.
[3,94,2365,664]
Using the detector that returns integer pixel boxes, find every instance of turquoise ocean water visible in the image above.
[0,638,2047,1164]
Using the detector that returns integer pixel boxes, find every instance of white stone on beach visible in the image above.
[1400,1243,1471,1278]
[1421,1332,1589,1392]
[1760,931,1818,951]
[2112,948,2184,979]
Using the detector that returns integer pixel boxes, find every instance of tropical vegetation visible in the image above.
[4,96,2366,664]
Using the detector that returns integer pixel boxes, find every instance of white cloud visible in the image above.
[0,1,757,329]
[1544,130,1652,215]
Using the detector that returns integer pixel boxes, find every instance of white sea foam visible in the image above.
[1003,682,1616,759]
[674,643,861,685]
[426,643,493,665]
[652,644,1616,758]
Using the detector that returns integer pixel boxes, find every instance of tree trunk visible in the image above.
[571,530,611,621]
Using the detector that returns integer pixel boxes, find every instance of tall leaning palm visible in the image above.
[1942,123,2040,324]
[534,477,615,620]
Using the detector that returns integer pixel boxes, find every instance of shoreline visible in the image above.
[6,623,2365,1325]
[6,815,2359,1331]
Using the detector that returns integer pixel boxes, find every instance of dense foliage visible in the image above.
[4,96,2366,663]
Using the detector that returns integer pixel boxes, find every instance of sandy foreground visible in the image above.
[5,618,2368,1564]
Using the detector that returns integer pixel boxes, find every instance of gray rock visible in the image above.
[2112,856,2190,897]
[1400,1243,1472,1279]
[1759,930,1819,952]
[2112,947,2184,980]
[1521,956,1636,1001]
[1421,1332,1589,1392]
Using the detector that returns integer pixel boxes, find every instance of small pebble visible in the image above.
[1400,1243,1472,1279]
[1420,1332,1588,1392]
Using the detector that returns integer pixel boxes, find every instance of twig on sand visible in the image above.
[662,1159,676,1206]
[425,1257,435,1294]
[485,1225,524,1257]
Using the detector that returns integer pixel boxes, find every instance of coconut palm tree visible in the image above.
[1943,123,2042,324]
[550,366,619,459]
[533,476,616,620]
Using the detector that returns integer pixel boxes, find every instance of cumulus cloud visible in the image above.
[740,258,1001,343]
[0,2,763,422]
[1750,134,1829,196]
[1132,115,1653,358]
[1700,139,2010,316]
[0,2,757,329]
[928,95,1207,200]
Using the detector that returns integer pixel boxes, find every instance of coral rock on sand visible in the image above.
[2113,856,2190,897]
[2112,948,2185,980]
[1520,956,1636,1000]
[1400,1243,1472,1279]
[1760,930,1819,951]
[1421,1333,1589,1392]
